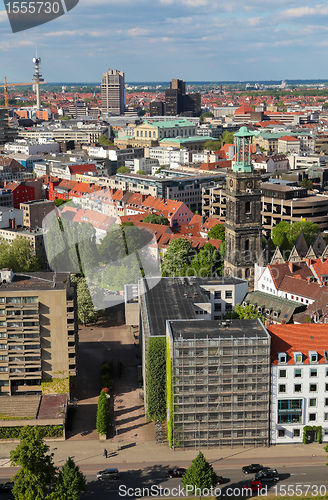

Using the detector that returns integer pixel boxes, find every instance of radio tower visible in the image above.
[32,54,44,111]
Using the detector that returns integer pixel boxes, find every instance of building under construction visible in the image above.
[167,319,271,448]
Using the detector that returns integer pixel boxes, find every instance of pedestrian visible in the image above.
[103,449,108,458]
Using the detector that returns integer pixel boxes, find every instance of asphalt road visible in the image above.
[1,464,327,499]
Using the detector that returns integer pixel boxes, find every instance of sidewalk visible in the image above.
[0,438,326,468]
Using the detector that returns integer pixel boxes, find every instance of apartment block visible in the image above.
[269,324,328,444]
[101,69,125,115]
[20,200,55,229]
[0,270,78,396]
[167,319,271,448]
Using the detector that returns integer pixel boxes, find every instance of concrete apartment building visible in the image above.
[20,200,55,229]
[101,69,125,115]
[0,270,78,396]
[167,319,271,448]
[269,324,328,444]
[18,123,107,145]
[0,227,45,258]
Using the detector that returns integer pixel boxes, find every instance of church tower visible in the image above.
[224,127,262,289]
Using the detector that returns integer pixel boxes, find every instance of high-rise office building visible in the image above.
[101,69,125,115]
[164,79,201,117]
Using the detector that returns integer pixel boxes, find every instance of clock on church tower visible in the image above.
[224,127,262,289]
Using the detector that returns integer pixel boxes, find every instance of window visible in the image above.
[309,351,318,363]
[214,303,221,312]
[278,352,287,364]
[310,368,318,377]
[324,352,328,364]
[309,413,316,422]
[294,368,302,378]
[214,291,221,299]
[23,297,38,304]
[310,384,317,392]
[294,352,303,364]
[294,384,302,393]
[293,429,300,437]
[225,291,232,299]
[225,304,233,312]
[245,239,250,252]
[6,297,21,304]
[279,369,287,378]
[309,398,317,407]
[278,429,285,438]
[245,201,251,214]
[325,413,328,421]
[279,384,286,393]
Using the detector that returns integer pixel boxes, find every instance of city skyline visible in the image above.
[0,1,328,83]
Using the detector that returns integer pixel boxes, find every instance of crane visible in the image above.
[3,76,47,109]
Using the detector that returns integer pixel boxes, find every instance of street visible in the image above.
[1,463,328,499]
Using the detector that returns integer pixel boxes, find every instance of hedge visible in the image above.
[166,341,173,447]
[146,337,166,421]
[96,390,109,435]
[0,425,63,440]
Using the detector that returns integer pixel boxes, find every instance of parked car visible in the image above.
[0,481,14,492]
[97,468,120,480]
[243,480,262,492]
[242,464,264,474]
[167,468,186,479]
[217,476,224,484]
[255,469,279,482]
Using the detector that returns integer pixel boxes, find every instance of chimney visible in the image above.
[12,218,15,229]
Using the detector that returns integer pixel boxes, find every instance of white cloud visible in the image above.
[282,4,328,18]
[127,27,150,37]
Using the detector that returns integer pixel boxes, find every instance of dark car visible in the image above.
[167,468,186,479]
[217,476,224,484]
[255,469,279,482]
[243,480,262,493]
[0,482,14,492]
[242,464,264,474]
[97,468,120,480]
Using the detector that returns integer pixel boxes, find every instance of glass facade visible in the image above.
[277,399,303,424]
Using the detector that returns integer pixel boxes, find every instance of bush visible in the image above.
[96,390,109,435]
[0,425,63,439]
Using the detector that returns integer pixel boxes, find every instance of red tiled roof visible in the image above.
[68,164,97,174]
[234,103,255,115]
[268,324,328,365]
[279,136,299,141]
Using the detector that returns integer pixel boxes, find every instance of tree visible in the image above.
[272,220,320,249]
[96,389,109,435]
[0,238,42,273]
[47,457,86,500]
[200,111,214,122]
[161,238,195,277]
[208,223,225,241]
[221,130,234,144]
[143,214,169,225]
[202,140,221,151]
[55,198,69,207]
[72,276,99,325]
[10,426,56,500]
[97,134,113,146]
[301,178,313,190]
[182,452,218,495]
[187,243,223,277]
[224,303,265,323]
[136,169,146,175]
[117,166,130,174]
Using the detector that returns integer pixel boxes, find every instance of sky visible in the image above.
[1,0,328,83]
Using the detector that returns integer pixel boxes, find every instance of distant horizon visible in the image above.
[41,78,328,87]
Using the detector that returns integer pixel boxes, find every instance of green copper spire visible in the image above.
[233,126,256,172]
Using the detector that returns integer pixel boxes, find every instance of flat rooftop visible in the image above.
[0,272,70,292]
[168,318,268,340]
[142,277,247,336]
